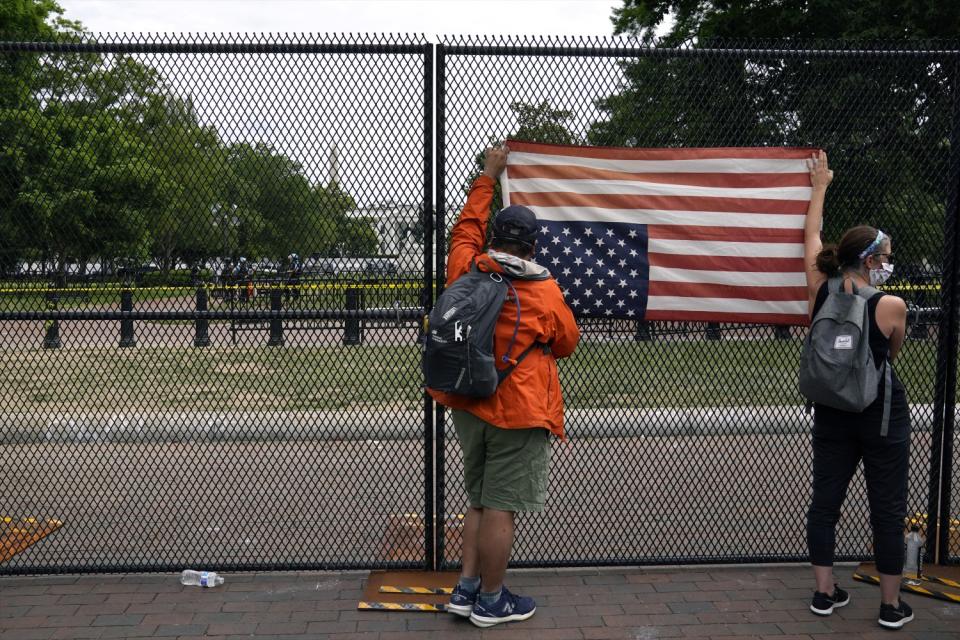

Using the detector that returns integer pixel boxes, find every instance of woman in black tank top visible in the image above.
[801,152,913,629]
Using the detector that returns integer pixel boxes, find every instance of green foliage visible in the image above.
[598,0,960,267]
[611,1,960,43]
[511,101,579,146]
[464,100,580,220]
[1,0,375,277]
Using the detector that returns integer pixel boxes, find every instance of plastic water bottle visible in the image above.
[903,526,924,578]
[180,570,225,588]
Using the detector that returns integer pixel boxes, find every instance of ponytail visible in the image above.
[816,244,841,276]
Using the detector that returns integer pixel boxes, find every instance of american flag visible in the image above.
[501,140,816,325]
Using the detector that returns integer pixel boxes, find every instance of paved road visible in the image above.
[2,431,947,573]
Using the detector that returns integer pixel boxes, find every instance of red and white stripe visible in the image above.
[502,140,815,325]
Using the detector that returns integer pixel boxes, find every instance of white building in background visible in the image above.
[347,202,435,273]
[328,144,439,272]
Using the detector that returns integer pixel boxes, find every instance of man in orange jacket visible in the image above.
[431,146,580,628]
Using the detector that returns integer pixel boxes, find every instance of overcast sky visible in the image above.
[49,0,640,237]
[57,0,623,38]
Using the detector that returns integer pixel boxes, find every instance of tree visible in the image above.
[595,1,960,265]
[0,0,65,273]
[136,94,227,273]
[611,1,960,44]
[1,1,374,278]
[0,1,73,107]
[464,100,580,214]
[1,2,162,275]
[510,101,579,146]
[223,142,369,262]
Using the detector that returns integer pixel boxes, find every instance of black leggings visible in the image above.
[806,409,910,575]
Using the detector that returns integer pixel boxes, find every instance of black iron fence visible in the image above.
[0,35,957,574]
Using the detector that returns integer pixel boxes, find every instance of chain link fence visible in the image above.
[437,37,959,567]
[0,34,434,573]
[1,34,957,573]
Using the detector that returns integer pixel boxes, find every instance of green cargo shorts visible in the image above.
[451,409,552,513]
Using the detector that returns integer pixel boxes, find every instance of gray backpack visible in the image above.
[422,265,542,398]
[799,277,892,435]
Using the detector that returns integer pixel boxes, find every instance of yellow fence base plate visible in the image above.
[379,585,452,595]
[359,601,447,612]
[854,562,960,605]
[1,516,63,564]
[359,570,458,613]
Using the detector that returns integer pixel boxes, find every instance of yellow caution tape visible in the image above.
[379,586,453,595]
[357,601,446,612]
[0,282,426,294]
[0,280,939,295]
[882,284,942,293]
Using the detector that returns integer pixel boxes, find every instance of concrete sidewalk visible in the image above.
[1,564,957,639]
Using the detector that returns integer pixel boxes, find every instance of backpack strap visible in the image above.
[828,275,844,294]
[854,283,892,435]
[840,277,893,436]
[501,277,522,365]
[855,284,881,301]
[497,341,550,385]
[496,275,551,385]
[880,359,892,437]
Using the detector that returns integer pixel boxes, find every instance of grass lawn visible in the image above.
[1,337,940,414]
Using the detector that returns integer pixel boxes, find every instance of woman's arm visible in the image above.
[804,150,833,314]
[877,295,908,360]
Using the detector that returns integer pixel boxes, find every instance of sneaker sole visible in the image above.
[810,597,849,616]
[469,608,536,628]
[878,612,914,629]
[447,603,473,618]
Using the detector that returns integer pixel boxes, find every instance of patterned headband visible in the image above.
[858,230,886,260]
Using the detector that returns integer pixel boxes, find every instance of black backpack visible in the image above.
[422,265,542,398]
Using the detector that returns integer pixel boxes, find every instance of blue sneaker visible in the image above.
[447,583,477,618]
[469,586,536,627]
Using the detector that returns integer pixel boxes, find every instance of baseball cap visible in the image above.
[492,205,538,245]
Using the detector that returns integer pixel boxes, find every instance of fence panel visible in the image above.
[437,37,958,566]
[0,33,433,573]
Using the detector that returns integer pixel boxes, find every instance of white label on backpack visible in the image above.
[442,306,458,321]
[834,335,853,350]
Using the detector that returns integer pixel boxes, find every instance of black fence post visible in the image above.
[42,277,62,349]
[926,59,960,567]
[908,287,931,341]
[705,322,722,341]
[344,287,363,345]
[194,286,210,347]
[634,320,653,342]
[119,288,136,348]
[434,41,447,572]
[267,287,284,347]
[774,325,792,340]
[422,41,436,572]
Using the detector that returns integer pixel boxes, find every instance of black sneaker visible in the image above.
[879,599,914,629]
[810,584,850,616]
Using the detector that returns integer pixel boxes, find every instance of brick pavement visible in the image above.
[1,565,957,639]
